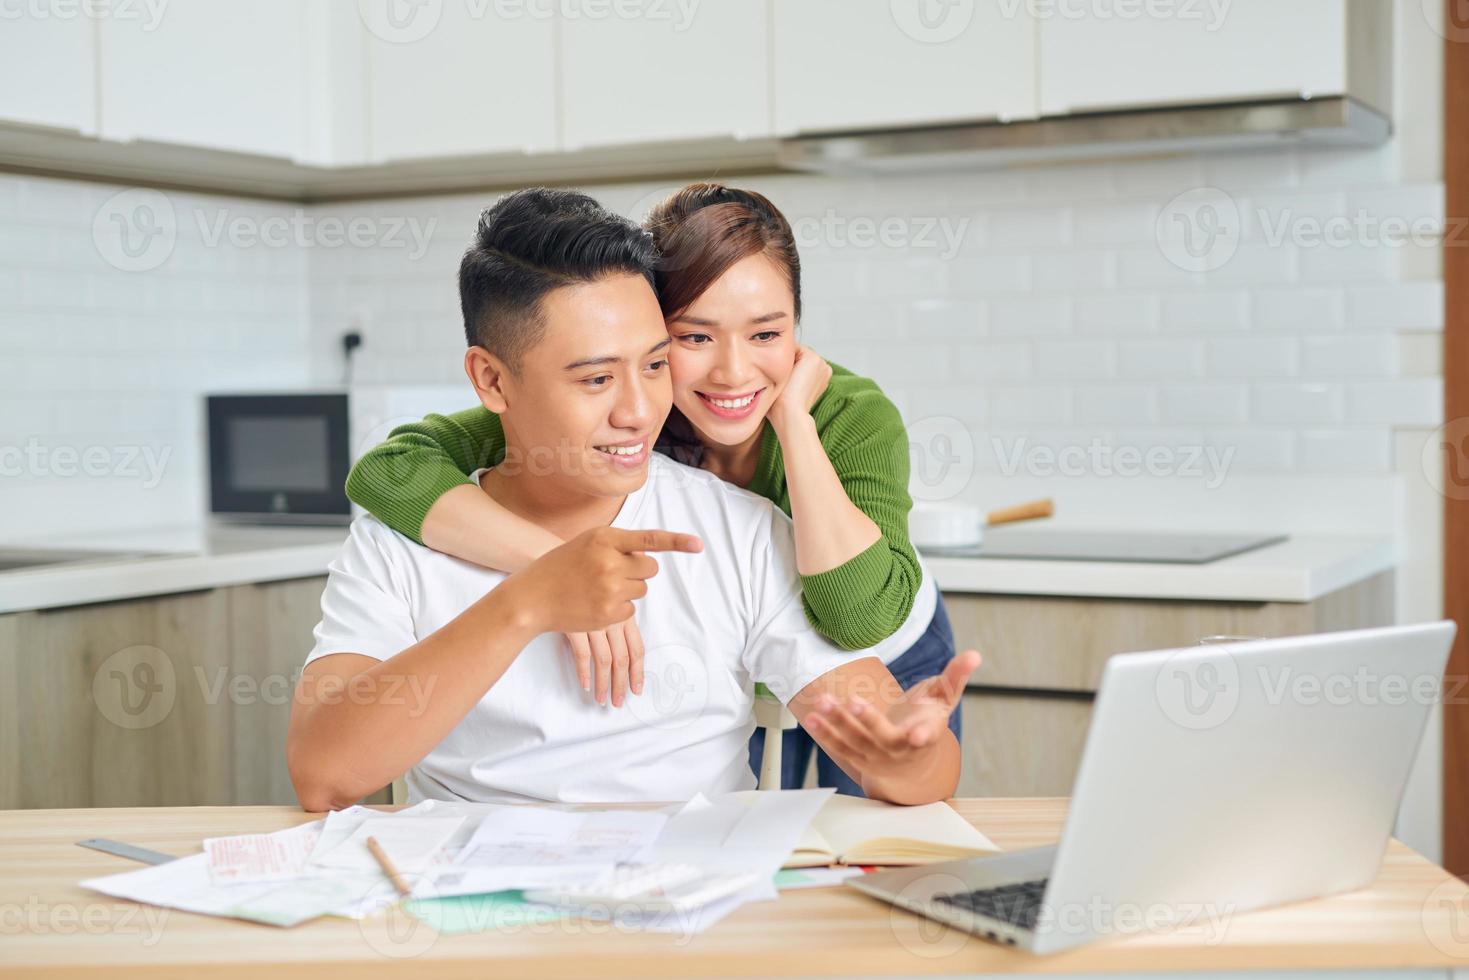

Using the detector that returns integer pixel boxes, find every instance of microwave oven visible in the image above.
[206,393,351,524]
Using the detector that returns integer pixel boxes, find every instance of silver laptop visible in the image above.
[850,621,1455,955]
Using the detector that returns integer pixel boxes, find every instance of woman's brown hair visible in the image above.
[643,183,802,322]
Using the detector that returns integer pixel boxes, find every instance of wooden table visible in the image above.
[3,798,1469,978]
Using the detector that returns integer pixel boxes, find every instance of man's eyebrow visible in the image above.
[563,338,671,371]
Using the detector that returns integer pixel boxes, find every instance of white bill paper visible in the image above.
[311,815,466,875]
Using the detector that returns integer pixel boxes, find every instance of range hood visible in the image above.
[777,96,1390,175]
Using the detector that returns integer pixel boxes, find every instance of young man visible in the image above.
[286,189,979,811]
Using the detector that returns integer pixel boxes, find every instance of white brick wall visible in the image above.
[0,174,312,538]
[295,143,1444,495]
[0,142,1445,535]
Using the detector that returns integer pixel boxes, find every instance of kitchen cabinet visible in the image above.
[0,16,95,134]
[950,571,1395,797]
[960,691,1091,798]
[224,578,330,805]
[772,0,1039,135]
[559,0,769,149]
[0,575,392,810]
[365,3,556,162]
[1038,0,1385,116]
[97,0,311,159]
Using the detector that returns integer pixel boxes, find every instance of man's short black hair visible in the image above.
[459,188,657,372]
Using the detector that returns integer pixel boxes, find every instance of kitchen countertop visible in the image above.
[925,532,1396,604]
[0,524,1395,615]
[0,523,348,615]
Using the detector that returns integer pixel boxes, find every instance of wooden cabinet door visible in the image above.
[0,15,95,133]
[225,577,328,806]
[559,0,769,149]
[0,589,234,809]
[957,691,1093,798]
[0,577,339,810]
[1038,0,1349,115]
[365,2,557,161]
[773,0,1039,135]
[98,0,311,159]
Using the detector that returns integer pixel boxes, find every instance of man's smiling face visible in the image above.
[491,272,672,500]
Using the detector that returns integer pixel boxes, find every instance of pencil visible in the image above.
[365,836,412,898]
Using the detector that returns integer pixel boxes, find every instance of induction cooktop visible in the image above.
[919,529,1288,564]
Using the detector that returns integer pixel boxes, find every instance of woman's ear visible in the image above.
[464,346,511,414]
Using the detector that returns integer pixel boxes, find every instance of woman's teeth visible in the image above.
[596,442,644,456]
[705,394,756,409]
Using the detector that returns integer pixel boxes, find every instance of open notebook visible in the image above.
[782,794,1000,868]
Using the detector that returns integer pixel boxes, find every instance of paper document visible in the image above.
[418,805,665,899]
[83,841,383,927]
[651,788,835,903]
[312,815,465,874]
[458,806,665,866]
[204,823,321,884]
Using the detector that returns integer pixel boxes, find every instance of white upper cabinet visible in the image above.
[773,0,1039,135]
[98,0,310,159]
[364,2,556,162]
[0,16,96,134]
[1039,0,1348,115]
[559,0,769,149]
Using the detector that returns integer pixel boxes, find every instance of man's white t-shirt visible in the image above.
[305,454,904,805]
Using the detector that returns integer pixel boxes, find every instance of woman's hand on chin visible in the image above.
[770,345,832,431]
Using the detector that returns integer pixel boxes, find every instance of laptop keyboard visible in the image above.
[934,877,1048,930]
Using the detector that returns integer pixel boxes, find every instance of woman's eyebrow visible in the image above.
[670,311,788,327]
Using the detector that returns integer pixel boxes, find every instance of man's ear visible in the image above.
[464,346,512,414]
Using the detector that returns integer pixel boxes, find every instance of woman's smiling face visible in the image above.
[665,252,798,448]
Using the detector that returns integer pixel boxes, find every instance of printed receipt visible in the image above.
[204,823,321,885]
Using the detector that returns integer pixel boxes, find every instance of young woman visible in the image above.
[346,183,960,796]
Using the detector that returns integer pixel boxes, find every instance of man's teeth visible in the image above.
[707,393,756,409]
[596,443,644,456]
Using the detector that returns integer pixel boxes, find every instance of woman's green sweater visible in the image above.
[345,363,923,650]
